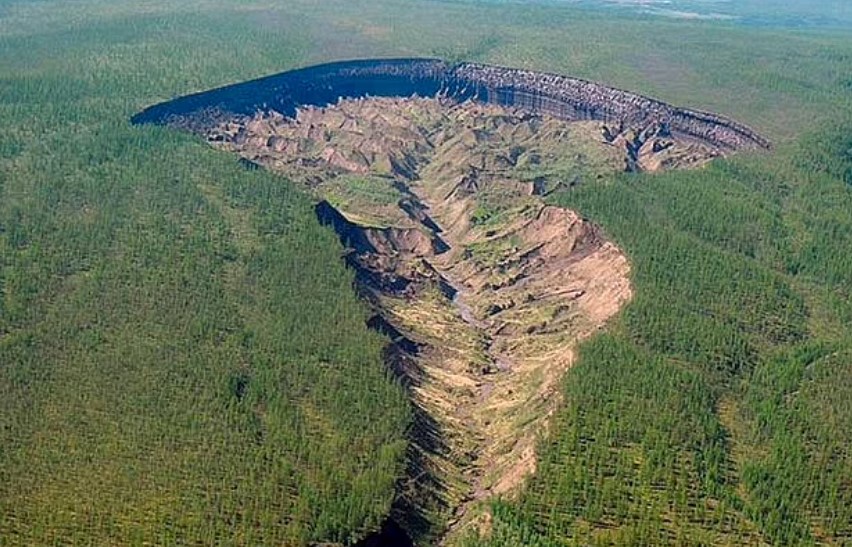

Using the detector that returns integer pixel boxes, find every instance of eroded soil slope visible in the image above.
[204,98,641,542]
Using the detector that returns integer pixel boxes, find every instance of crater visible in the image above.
[133,59,768,545]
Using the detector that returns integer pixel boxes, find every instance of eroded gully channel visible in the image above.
[279,98,635,545]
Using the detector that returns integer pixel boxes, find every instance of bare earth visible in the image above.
[205,97,650,542]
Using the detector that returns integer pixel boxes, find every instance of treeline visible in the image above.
[465,117,852,545]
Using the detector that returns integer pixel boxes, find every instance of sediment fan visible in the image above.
[132,58,770,152]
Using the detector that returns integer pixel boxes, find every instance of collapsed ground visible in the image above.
[187,96,743,543]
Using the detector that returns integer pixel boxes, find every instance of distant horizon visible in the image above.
[477,0,852,29]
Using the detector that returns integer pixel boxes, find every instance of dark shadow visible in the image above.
[354,518,414,547]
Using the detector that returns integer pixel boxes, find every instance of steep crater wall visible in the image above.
[133,58,770,152]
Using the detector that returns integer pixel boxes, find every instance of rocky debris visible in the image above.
[202,97,635,544]
[602,121,720,172]
[209,97,723,191]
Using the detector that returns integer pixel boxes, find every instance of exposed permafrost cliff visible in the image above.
[133,58,770,153]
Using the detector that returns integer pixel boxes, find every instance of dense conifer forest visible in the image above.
[1,0,849,544]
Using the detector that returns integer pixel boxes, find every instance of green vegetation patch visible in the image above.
[321,174,408,228]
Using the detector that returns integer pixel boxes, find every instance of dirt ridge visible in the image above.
[195,97,639,545]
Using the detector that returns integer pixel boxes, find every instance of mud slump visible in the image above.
[133,59,768,546]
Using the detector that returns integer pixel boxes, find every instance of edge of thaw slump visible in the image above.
[132,57,770,153]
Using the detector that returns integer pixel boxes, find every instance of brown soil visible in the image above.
[204,97,644,544]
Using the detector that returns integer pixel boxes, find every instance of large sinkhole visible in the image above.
[133,58,768,545]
